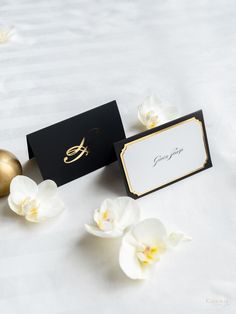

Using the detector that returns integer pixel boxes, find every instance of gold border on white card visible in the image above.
[120,117,208,197]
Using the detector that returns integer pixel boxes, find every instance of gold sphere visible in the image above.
[0,149,22,197]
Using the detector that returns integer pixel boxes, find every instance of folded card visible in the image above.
[27,101,125,186]
[114,110,212,199]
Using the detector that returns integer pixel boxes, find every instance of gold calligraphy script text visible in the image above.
[64,137,89,164]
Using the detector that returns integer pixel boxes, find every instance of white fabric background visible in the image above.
[0,0,235,313]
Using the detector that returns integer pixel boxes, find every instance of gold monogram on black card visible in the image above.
[64,137,89,164]
[63,128,104,164]
[26,101,125,186]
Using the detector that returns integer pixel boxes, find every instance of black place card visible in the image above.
[27,101,125,186]
[114,110,212,199]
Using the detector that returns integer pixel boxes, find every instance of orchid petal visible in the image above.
[8,195,24,216]
[36,180,58,204]
[114,197,140,230]
[119,232,149,279]
[25,197,65,223]
[132,218,167,247]
[168,232,192,247]
[10,175,38,205]
[85,224,123,238]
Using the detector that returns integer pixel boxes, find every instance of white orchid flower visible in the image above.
[138,95,179,129]
[0,26,14,44]
[119,218,191,279]
[8,175,65,222]
[167,231,192,247]
[85,197,140,238]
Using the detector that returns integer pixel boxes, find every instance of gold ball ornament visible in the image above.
[0,149,22,197]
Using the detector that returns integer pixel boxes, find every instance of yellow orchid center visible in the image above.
[148,121,158,128]
[19,197,39,219]
[137,245,159,265]
[145,110,159,129]
[27,206,39,221]
[0,29,12,44]
[97,209,114,231]
[102,210,109,220]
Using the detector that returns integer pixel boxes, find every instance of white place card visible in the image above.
[115,110,212,198]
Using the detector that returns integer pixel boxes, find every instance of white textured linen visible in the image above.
[0,0,235,313]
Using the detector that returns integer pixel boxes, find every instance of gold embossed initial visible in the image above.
[64,137,89,164]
